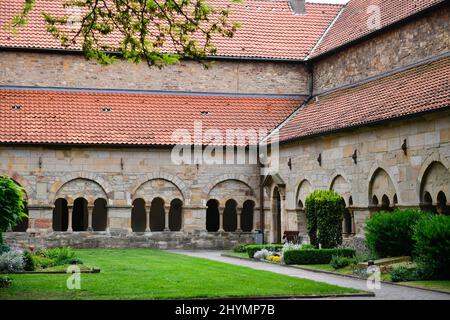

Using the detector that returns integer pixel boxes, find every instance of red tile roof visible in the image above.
[310,0,446,58]
[0,89,302,146]
[278,57,450,142]
[0,0,342,60]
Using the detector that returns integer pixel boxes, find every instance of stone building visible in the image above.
[0,0,449,249]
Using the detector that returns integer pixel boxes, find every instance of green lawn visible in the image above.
[399,280,450,293]
[0,249,362,299]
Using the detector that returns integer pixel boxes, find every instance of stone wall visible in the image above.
[313,7,450,94]
[0,51,309,95]
[267,109,450,243]
[0,146,263,242]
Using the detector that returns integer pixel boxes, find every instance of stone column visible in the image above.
[219,207,224,232]
[145,205,150,232]
[105,207,111,234]
[164,205,170,231]
[87,205,93,231]
[236,207,242,232]
[67,205,73,232]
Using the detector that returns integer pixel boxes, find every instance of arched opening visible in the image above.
[372,195,379,206]
[206,199,219,232]
[298,200,304,209]
[12,201,29,232]
[92,198,107,231]
[223,199,238,232]
[241,200,255,232]
[272,188,282,243]
[421,192,436,213]
[150,197,165,231]
[53,198,68,231]
[349,196,353,206]
[393,194,398,207]
[381,195,391,212]
[340,198,352,236]
[437,191,449,215]
[169,198,183,231]
[131,198,146,232]
[72,197,88,231]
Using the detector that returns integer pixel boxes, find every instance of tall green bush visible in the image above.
[305,190,344,248]
[413,214,450,279]
[0,176,27,244]
[365,209,425,258]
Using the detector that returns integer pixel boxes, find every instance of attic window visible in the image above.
[200,111,210,116]
[12,105,22,110]
[102,107,112,113]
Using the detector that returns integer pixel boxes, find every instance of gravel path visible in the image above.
[170,250,450,300]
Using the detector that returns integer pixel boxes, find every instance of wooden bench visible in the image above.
[282,231,300,244]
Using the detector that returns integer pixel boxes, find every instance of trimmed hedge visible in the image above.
[246,245,284,258]
[305,190,344,248]
[413,214,450,279]
[284,248,356,265]
[365,209,425,258]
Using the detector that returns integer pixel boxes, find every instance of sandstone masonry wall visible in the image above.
[313,7,450,94]
[0,51,309,95]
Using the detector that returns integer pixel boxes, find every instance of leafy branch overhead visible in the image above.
[9,0,242,66]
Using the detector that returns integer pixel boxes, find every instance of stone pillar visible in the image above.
[164,205,170,231]
[105,207,111,234]
[219,207,224,232]
[87,205,93,231]
[236,207,242,232]
[67,205,73,232]
[145,205,150,232]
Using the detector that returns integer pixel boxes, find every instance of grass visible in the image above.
[223,251,249,259]
[0,248,362,299]
[398,280,450,293]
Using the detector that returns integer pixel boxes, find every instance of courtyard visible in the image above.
[0,248,364,300]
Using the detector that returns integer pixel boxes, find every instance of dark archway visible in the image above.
[72,197,88,231]
[169,198,183,231]
[150,197,165,231]
[223,199,238,232]
[381,195,391,212]
[12,201,29,232]
[206,199,219,232]
[273,188,282,243]
[92,198,107,231]
[421,192,437,213]
[131,198,146,232]
[241,200,255,232]
[53,198,68,231]
[437,191,449,215]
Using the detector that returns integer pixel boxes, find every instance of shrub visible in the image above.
[253,249,272,260]
[22,250,35,271]
[330,255,356,270]
[284,248,355,265]
[40,247,76,265]
[0,275,12,288]
[365,209,425,258]
[0,250,24,272]
[413,214,450,279]
[0,243,10,255]
[0,176,27,244]
[32,255,55,269]
[390,266,419,282]
[246,245,283,258]
[305,190,344,248]
[232,244,247,253]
